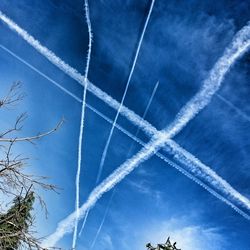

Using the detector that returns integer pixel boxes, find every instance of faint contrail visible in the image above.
[216,93,250,122]
[127,80,159,157]
[96,0,156,184]
[72,0,93,248]
[0,44,82,103]
[84,80,159,241]
[2,41,247,216]
[42,21,250,247]
[79,80,159,238]
[89,191,115,249]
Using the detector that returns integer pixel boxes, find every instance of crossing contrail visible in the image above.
[0,10,157,137]
[96,0,156,184]
[78,0,156,240]
[42,21,250,247]
[0,9,250,244]
[4,38,247,237]
[72,0,93,248]
[2,40,248,218]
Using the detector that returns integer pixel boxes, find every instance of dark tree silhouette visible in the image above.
[146,237,181,250]
[0,190,35,249]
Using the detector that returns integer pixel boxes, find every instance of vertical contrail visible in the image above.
[79,80,159,238]
[72,0,93,249]
[42,21,250,247]
[78,0,156,241]
[96,0,156,184]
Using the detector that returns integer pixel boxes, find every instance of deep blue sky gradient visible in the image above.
[0,0,250,249]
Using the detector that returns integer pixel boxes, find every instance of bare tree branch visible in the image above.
[0,119,64,143]
[0,82,63,249]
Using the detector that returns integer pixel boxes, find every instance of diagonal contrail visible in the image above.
[2,43,242,210]
[2,15,250,218]
[216,93,250,123]
[72,0,93,248]
[0,44,82,103]
[0,10,157,137]
[89,190,115,250]
[42,21,250,247]
[96,0,156,184]
[127,80,159,157]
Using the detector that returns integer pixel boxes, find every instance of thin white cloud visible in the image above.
[141,218,227,250]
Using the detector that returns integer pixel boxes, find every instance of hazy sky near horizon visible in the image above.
[0,0,250,249]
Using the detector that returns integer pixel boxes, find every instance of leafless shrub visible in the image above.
[0,83,63,249]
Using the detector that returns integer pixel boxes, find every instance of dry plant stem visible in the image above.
[0,82,62,249]
[0,119,64,143]
[0,82,25,108]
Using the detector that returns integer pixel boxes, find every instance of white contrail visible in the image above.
[42,21,250,247]
[89,190,115,249]
[2,41,247,215]
[72,0,93,248]
[0,44,82,103]
[0,10,157,137]
[96,0,156,184]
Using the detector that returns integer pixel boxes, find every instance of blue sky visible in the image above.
[0,0,250,249]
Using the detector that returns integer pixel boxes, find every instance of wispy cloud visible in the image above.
[141,217,227,250]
